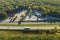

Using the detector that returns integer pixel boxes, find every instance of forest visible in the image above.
[0,0,60,20]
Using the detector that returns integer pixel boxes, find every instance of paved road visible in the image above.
[0,26,60,30]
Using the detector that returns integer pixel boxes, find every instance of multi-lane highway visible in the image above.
[0,26,59,30]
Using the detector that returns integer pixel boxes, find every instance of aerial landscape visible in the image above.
[0,0,60,40]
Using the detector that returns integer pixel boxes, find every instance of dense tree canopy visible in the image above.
[0,0,60,19]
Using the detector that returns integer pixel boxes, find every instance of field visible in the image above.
[0,23,59,27]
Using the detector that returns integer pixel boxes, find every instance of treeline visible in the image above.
[0,0,60,20]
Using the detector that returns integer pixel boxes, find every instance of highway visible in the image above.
[0,26,60,30]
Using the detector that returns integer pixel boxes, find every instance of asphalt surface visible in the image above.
[0,26,59,30]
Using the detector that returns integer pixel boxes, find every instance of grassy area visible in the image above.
[0,24,59,27]
[0,31,60,40]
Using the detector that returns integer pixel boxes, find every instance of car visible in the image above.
[24,27,30,30]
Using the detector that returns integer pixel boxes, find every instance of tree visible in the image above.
[0,12,7,20]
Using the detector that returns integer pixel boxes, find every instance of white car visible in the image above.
[24,27,30,30]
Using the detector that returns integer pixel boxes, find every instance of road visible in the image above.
[0,26,60,30]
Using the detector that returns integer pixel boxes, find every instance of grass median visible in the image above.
[0,23,59,27]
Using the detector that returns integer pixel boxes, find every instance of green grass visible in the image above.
[0,24,59,27]
[0,31,60,40]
